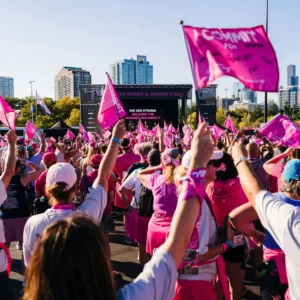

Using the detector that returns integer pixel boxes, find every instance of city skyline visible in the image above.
[1,0,300,102]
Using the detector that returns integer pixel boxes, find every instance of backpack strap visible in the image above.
[83,174,89,194]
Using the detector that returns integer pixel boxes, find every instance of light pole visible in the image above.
[224,88,229,114]
[264,0,269,123]
[29,81,35,123]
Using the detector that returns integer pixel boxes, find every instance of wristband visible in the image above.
[225,240,234,249]
[221,243,229,253]
[179,167,206,202]
[111,137,121,145]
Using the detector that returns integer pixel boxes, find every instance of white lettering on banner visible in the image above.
[201,29,258,44]
[116,101,124,114]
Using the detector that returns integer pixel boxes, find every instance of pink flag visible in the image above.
[97,73,127,130]
[151,125,159,135]
[164,136,173,149]
[82,132,90,142]
[137,119,148,134]
[25,121,38,140]
[259,114,300,147]
[213,124,225,140]
[182,25,279,92]
[79,124,87,134]
[65,129,75,140]
[183,125,193,146]
[103,130,111,140]
[0,96,16,130]
[224,115,237,134]
[87,131,95,141]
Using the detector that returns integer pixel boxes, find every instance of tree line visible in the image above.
[3,96,80,128]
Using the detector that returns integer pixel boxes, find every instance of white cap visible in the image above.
[46,162,77,190]
[182,150,224,169]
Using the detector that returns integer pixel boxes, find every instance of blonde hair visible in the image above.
[174,165,188,195]
[86,146,98,165]
[165,165,176,184]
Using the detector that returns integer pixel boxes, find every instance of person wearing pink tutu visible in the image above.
[113,138,139,243]
[120,148,161,266]
[138,148,180,256]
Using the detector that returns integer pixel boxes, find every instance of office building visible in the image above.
[278,85,298,108]
[0,76,14,98]
[109,55,153,84]
[55,66,91,100]
[232,82,257,103]
[287,64,298,86]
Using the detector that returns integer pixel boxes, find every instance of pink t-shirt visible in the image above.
[269,162,285,192]
[114,152,140,209]
[207,178,248,227]
[145,173,178,216]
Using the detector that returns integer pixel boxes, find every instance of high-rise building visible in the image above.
[287,64,298,86]
[109,55,153,84]
[278,85,298,108]
[55,66,91,100]
[232,82,257,103]
[0,76,14,98]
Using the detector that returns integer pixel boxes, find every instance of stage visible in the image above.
[80,84,192,132]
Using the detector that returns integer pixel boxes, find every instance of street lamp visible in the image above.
[224,88,229,114]
[29,81,35,123]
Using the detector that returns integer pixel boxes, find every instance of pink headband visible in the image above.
[161,153,180,167]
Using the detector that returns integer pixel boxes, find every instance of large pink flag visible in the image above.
[97,73,127,130]
[0,96,16,130]
[182,25,279,92]
[25,121,38,140]
[259,114,300,147]
[224,115,237,134]
[65,129,75,140]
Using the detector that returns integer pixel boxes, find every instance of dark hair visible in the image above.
[176,143,184,156]
[23,213,115,300]
[216,141,225,150]
[214,152,238,181]
[148,149,161,167]
[292,149,300,159]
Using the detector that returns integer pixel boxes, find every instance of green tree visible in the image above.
[187,112,197,130]
[216,108,226,125]
[66,108,80,126]
[267,103,279,116]
[250,106,264,122]
[283,101,292,117]
[186,103,197,116]
[35,115,57,128]
[239,113,251,128]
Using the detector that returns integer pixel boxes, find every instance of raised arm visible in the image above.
[263,147,293,174]
[64,136,81,161]
[94,120,125,192]
[45,137,63,153]
[138,164,162,186]
[161,123,214,266]
[37,133,46,154]
[158,128,164,153]
[21,161,43,186]
[0,130,17,188]
[231,141,265,211]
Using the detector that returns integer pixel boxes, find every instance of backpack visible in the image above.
[33,197,50,215]
[137,183,154,217]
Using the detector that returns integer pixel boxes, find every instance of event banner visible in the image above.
[125,108,161,121]
[183,25,279,92]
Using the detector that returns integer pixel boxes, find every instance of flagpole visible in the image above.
[29,81,34,124]
[35,90,38,122]
[179,20,201,123]
[106,72,120,120]
[264,0,269,123]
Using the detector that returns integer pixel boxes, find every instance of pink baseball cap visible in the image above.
[46,163,77,190]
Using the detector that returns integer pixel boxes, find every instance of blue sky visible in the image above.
[0,0,299,103]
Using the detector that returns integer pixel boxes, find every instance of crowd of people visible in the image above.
[0,119,299,300]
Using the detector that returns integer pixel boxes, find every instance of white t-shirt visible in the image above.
[178,200,217,281]
[121,169,142,208]
[117,249,177,300]
[23,183,107,267]
[0,180,8,272]
[256,190,300,300]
